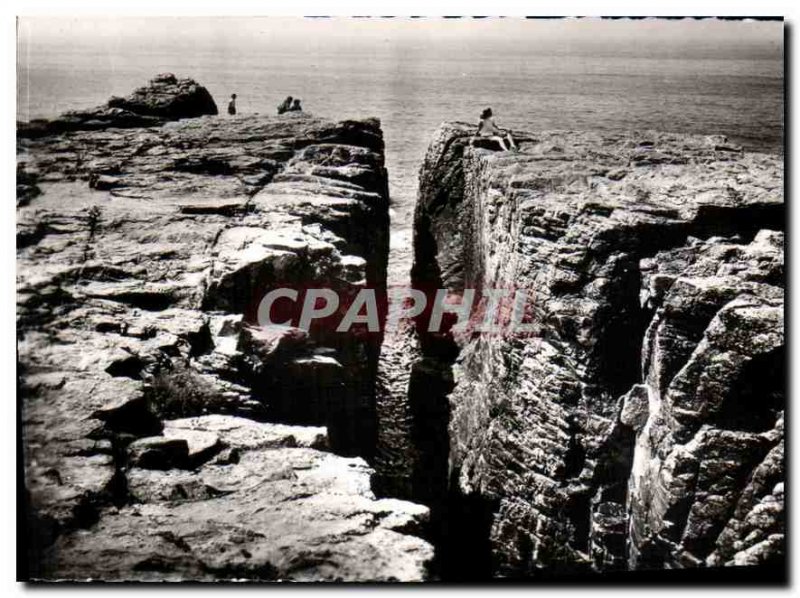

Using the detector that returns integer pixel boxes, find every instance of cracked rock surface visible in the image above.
[406,123,783,578]
[18,81,430,581]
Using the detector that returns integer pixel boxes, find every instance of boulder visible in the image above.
[18,73,217,138]
[107,73,218,118]
[127,437,190,470]
[619,384,649,430]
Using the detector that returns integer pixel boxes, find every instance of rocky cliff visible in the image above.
[407,123,784,578]
[17,77,431,581]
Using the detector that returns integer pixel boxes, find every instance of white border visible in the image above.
[4,1,797,17]
[3,2,795,596]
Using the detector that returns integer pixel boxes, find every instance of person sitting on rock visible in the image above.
[227,94,237,116]
[289,99,303,112]
[471,107,517,151]
[277,96,293,115]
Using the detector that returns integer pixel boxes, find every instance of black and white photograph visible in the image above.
[11,5,788,586]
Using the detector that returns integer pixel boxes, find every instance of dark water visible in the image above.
[17,18,784,283]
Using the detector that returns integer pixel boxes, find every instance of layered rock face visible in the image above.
[18,82,431,580]
[628,230,784,570]
[409,123,784,577]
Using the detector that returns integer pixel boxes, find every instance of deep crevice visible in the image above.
[713,346,784,433]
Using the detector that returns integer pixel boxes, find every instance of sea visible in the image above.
[17,17,784,284]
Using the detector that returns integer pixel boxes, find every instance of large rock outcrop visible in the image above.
[404,123,784,578]
[18,94,430,580]
[106,73,218,118]
[18,73,218,138]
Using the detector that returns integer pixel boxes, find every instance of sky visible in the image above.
[17,17,783,60]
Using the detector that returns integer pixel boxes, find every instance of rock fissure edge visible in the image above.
[392,122,784,578]
[18,74,431,582]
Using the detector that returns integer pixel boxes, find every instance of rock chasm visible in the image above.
[18,77,785,582]
[391,122,784,579]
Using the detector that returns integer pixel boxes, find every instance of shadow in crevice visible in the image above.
[714,345,785,433]
[430,469,497,582]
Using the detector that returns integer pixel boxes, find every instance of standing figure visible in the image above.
[472,107,517,151]
[277,95,293,115]
[227,93,237,116]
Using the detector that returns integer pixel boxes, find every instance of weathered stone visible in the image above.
[403,123,783,577]
[127,437,190,470]
[89,174,122,190]
[107,73,217,118]
[620,384,649,430]
[45,416,433,581]
[590,502,628,571]
[163,415,328,451]
[18,84,428,581]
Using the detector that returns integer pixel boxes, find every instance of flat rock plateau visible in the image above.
[391,123,784,579]
[18,74,432,581]
[18,75,785,582]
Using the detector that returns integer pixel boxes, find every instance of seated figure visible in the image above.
[471,107,517,151]
[277,95,293,115]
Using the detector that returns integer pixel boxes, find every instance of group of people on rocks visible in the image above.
[226,94,303,116]
[227,95,516,153]
[277,95,303,114]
